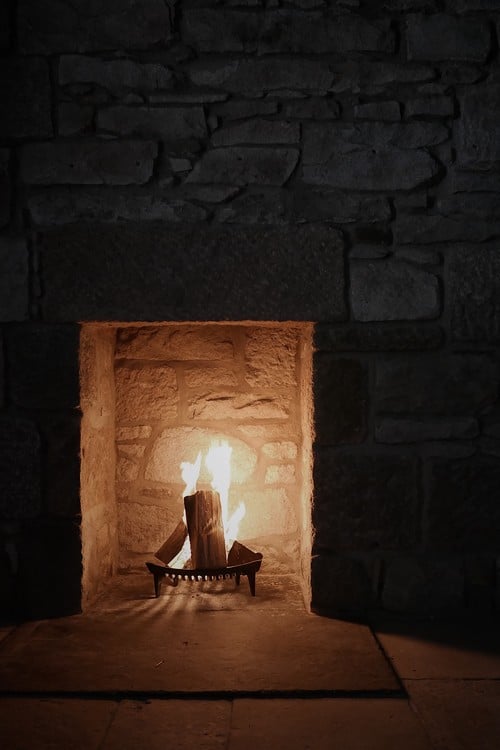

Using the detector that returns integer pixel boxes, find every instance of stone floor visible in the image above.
[0,572,499,749]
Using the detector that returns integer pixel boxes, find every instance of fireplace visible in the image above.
[79,322,314,609]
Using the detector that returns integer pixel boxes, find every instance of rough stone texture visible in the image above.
[187,392,290,421]
[314,323,444,352]
[405,97,454,119]
[426,457,500,553]
[382,557,464,613]
[211,120,300,147]
[59,55,174,95]
[19,0,172,53]
[375,417,479,443]
[6,324,80,409]
[0,149,10,226]
[118,502,178,554]
[115,364,178,422]
[376,354,498,416]
[27,188,208,225]
[311,555,373,616]
[450,245,500,343]
[183,365,239,388]
[265,464,296,484]
[116,326,234,361]
[354,101,401,120]
[406,14,490,62]
[217,191,287,225]
[0,236,29,321]
[396,214,500,244]
[238,487,298,539]
[97,106,206,141]
[188,59,334,93]
[313,451,419,551]
[58,103,93,136]
[245,328,298,388]
[262,442,298,460]
[291,191,390,224]
[351,261,440,321]
[40,224,346,321]
[314,356,368,445]
[0,57,52,139]
[187,147,299,186]
[0,417,41,520]
[21,141,158,186]
[304,146,438,191]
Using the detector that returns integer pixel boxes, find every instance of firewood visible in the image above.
[155,519,188,565]
[184,490,227,569]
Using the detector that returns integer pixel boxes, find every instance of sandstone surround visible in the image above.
[1,1,500,620]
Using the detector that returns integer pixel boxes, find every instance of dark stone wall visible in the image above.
[1,0,500,620]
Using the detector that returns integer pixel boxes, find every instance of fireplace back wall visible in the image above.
[1,0,500,620]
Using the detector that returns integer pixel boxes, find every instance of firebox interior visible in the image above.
[79,322,314,611]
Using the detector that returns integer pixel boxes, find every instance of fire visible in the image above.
[169,440,245,568]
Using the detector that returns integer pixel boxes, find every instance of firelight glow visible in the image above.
[169,441,246,568]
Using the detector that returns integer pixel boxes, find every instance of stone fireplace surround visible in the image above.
[1,2,500,622]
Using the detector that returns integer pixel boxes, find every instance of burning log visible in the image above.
[155,519,188,565]
[184,490,227,569]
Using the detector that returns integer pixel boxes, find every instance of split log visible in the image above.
[184,490,227,569]
[155,519,188,565]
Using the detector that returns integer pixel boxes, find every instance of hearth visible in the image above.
[79,321,314,609]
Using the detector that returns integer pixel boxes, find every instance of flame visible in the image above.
[168,440,245,567]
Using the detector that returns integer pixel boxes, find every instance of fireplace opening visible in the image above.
[79,322,314,610]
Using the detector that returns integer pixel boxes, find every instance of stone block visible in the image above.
[97,106,206,141]
[396,215,500,244]
[19,0,171,53]
[0,417,41,520]
[188,391,290,421]
[405,97,454,119]
[187,147,299,186]
[265,464,296,484]
[375,417,479,443]
[38,413,81,518]
[313,451,419,551]
[437,193,500,217]
[116,326,234,361]
[116,426,152,441]
[283,99,340,120]
[40,224,346,322]
[212,120,299,147]
[115,364,178,422]
[291,191,390,224]
[58,103,93,136]
[382,557,464,613]
[258,11,394,54]
[304,122,448,158]
[27,188,207,226]
[182,9,260,52]
[144,427,258,486]
[6,324,80,409]
[217,190,286,225]
[21,141,157,186]
[314,356,368,445]
[0,236,29,321]
[212,100,279,121]
[458,86,500,170]
[184,366,238,388]
[262,442,298,460]
[311,555,372,616]
[17,518,82,619]
[450,246,500,343]
[376,354,498,415]
[314,323,444,352]
[59,55,174,95]
[0,57,52,139]
[245,327,298,388]
[237,487,298,539]
[354,101,400,120]
[351,261,440,321]
[188,58,334,93]
[426,456,500,552]
[0,149,10,227]
[406,13,490,62]
[118,502,178,554]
